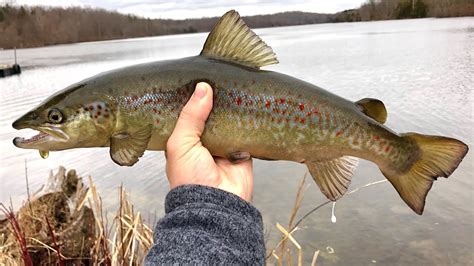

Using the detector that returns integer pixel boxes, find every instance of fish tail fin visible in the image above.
[381,133,468,215]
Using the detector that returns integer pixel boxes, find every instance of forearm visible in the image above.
[145,185,265,265]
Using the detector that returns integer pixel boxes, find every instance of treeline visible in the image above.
[1,1,472,49]
[332,0,474,22]
[0,5,329,49]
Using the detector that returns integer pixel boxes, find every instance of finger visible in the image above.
[167,82,213,151]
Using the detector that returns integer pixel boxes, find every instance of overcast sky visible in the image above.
[14,0,367,19]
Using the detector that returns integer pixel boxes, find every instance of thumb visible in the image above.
[168,82,213,150]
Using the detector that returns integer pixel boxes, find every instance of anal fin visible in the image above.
[307,156,359,201]
[110,125,153,166]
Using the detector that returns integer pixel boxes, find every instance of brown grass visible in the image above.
[1,166,388,265]
[0,166,154,265]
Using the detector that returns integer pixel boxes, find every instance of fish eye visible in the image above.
[48,108,63,124]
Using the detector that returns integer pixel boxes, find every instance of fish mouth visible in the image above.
[13,126,68,149]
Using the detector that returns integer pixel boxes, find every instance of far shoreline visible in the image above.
[0,16,472,52]
[1,2,473,50]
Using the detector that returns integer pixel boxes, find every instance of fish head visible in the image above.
[12,82,116,151]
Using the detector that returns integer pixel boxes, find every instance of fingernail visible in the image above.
[194,83,207,99]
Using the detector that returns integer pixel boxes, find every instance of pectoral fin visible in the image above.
[110,125,153,166]
[307,156,359,201]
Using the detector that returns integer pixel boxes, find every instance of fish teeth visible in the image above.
[17,132,48,143]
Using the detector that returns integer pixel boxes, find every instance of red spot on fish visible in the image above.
[265,101,271,108]
[278,118,283,123]
[336,131,343,137]
[385,146,391,153]
[94,115,98,119]
[271,117,275,122]
[156,119,160,124]
[300,118,306,124]
[373,135,380,141]
[280,98,285,104]
[132,95,139,101]
[236,97,242,106]
[282,110,287,115]
[97,111,101,116]
[252,80,256,85]
[299,103,305,111]
[84,107,89,111]
[153,108,157,113]
[306,111,312,117]
[286,118,290,123]
[294,116,299,122]
[273,108,278,114]
[89,105,94,110]
[98,105,102,110]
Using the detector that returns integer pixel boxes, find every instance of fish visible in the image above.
[12,10,468,215]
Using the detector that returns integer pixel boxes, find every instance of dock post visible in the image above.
[14,47,17,65]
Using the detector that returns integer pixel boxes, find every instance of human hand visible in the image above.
[165,82,254,201]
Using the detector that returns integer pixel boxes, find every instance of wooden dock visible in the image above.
[0,64,21,77]
[1,47,21,78]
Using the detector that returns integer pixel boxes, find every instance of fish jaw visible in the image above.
[13,125,69,150]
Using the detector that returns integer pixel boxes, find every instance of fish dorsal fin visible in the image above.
[109,125,153,166]
[356,98,387,124]
[200,10,278,69]
[306,156,359,201]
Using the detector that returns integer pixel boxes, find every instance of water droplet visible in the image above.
[331,201,337,223]
[39,150,49,159]
[326,246,334,254]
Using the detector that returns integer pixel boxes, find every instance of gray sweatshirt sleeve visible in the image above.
[144,185,265,265]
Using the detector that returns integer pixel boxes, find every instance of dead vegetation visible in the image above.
[0,165,388,265]
[0,166,153,265]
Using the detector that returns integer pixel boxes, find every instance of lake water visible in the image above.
[1,17,473,265]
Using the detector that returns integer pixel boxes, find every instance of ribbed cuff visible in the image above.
[165,185,262,224]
